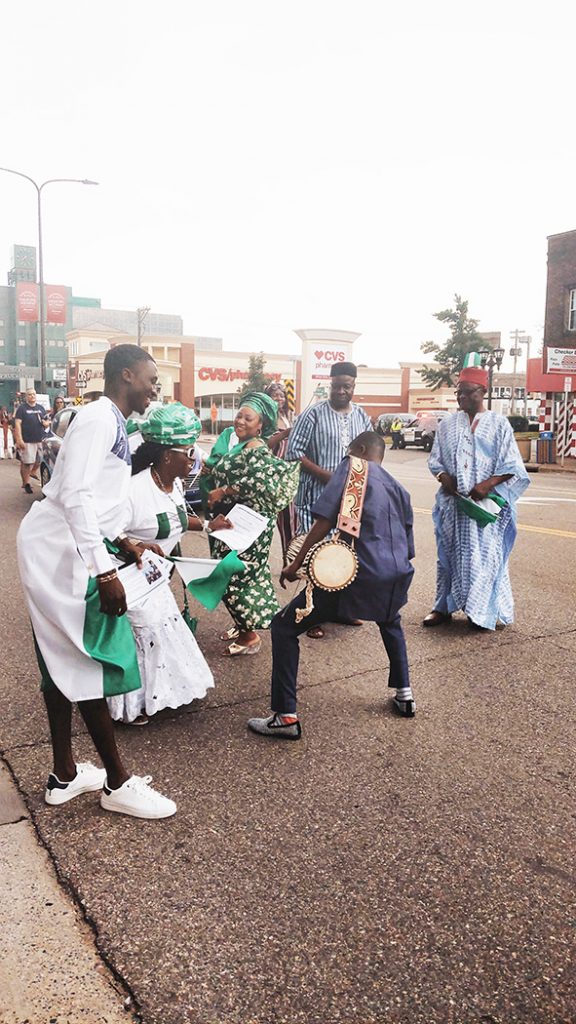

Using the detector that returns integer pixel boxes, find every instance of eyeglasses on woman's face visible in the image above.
[169,446,195,459]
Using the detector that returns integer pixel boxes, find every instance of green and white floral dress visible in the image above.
[207,431,300,631]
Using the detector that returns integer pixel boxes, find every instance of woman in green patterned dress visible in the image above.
[205,392,300,656]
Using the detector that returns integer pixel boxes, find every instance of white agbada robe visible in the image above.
[17,397,141,701]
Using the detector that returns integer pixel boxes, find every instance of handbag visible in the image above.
[295,455,369,622]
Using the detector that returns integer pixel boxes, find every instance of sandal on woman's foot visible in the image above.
[126,714,149,726]
[306,626,325,640]
[220,626,240,641]
[228,640,262,656]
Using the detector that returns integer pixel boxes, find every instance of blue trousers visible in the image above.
[270,588,410,714]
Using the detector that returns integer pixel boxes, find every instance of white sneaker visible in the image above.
[100,775,176,819]
[45,762,106,806]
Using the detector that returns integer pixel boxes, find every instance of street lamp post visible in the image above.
[518,335,532,418]
[479,347,505,410]
[0,167,98,392]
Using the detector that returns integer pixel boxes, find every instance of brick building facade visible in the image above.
[525,230,576,458]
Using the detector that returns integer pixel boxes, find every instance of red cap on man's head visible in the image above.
[458,352,488,388]
[458,365,488,388]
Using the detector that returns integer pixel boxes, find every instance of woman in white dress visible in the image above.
[108,403,230,725]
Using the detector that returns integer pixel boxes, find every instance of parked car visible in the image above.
[40,407,78,486]
[183,444,206,511]
[398,412,448,452]
[41,406,203,509]
[375,413,415,437]
[507,415,540,434]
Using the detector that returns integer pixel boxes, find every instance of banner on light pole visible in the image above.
[45,285,67,324]
[16,282,39,322]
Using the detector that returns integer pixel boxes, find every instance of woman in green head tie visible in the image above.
[107,403,231,725]
[203,391,300,655]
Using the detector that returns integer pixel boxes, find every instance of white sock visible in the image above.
[395,687,413,702]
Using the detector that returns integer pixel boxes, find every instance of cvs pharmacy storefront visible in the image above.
[194,350,299,429]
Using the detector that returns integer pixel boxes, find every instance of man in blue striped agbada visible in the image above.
[285,361,372,639]
[286,361,372,536]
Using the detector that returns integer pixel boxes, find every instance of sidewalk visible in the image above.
[0,762,137,1024]
[528,459,576,474]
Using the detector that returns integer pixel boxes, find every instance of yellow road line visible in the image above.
[515,524,576,538]
[413,507,576,539]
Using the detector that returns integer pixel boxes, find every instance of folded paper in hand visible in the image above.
[209,503,268,553]
[118,552,173,608]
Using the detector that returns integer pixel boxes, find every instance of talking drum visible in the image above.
[303,538,358,591]
[294,455,368,623]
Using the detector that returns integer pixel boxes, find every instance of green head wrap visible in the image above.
[140,402,201,447]
[238,391,278,438]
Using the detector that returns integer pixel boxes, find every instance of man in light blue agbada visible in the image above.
[424,353,529,631]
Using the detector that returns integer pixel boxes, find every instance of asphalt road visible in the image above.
[1,452,575,1024]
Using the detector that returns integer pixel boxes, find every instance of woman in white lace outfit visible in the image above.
[108,404,229,725]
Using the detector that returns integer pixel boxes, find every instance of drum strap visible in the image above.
[294,456,368,623]
[336,456,369,538]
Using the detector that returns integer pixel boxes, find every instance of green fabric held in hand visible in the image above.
[487,491,508,509]
[187,550,247,611]
[82,577,142,697]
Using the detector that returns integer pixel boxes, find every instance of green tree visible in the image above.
[237,352,273,397]
[420,294,489,390]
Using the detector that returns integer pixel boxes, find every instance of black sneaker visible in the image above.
[23,483,33,494]
[392,697,415,718]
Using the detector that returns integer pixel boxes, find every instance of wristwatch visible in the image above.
[436,472,444,482]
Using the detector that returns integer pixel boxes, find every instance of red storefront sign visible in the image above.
[311,349,347,380]
[45,285,67,324]
[16,282,39,322]
[198,367,282,383]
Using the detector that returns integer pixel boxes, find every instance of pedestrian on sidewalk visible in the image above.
[13,388,50,492]
[247,431,416,741]
[17,344,177,819]
[0,406,15,458]
[423,352,530,632]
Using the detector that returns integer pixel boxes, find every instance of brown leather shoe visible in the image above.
[422,610,452,628]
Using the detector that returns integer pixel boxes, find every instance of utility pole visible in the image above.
[509,329,525,414]
[137,306,151,346]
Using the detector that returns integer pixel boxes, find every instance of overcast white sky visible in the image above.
[2,1,576,372]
